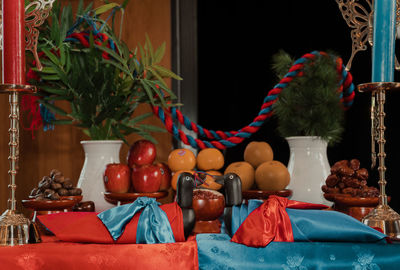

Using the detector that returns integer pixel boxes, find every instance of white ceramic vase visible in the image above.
[286,136,331,205]
[77,140,123,212]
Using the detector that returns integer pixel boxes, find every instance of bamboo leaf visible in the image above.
[139,124,166,133]
[41,48,60,66]
[152,65,182,80]
[128,112,153,126]
[153,42,166,64]
[94,3,119,15]
[41,74,61,81]
[140,79,155,105]
[32,67,57,74]
[102,59,132,77]
[40,85,68,95]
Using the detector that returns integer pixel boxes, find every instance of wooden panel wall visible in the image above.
[0,0,172,215]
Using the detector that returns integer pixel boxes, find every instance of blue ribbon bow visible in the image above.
[97,197,175,244]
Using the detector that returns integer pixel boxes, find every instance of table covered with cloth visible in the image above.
[0,197,400,269]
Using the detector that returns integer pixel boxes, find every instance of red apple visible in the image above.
[156,162,172,191]
[131,164,161,192]
[127,140,157,167]
[104,163,131,193]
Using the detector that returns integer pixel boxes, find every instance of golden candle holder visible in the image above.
[358,82,400,240]
[0,84,41,246]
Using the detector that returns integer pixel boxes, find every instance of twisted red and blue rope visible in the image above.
[152,51,355,150]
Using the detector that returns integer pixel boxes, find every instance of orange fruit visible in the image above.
[244,141,274,168]
[199,170,223,190]
[196,148,224,171]
[167,148,196,172]
[224,161,255,191]
[255,160,290,191]
[171,170,194,191]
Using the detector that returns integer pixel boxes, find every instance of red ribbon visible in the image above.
[231,195,328,247]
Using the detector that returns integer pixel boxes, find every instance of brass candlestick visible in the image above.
[0,84,41,246]
[358,82,400,240]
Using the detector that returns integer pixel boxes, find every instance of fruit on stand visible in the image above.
[156,162,172,191]
[244,141,274,168]
[171,170,194,191]
[131,164,162,192]
[167,148,196,172]
[224,161,255,191]
[127,139,157,167]
[29,169,82,200]
[199,170,223,190]
[254,161,290,191]
[103,163,131,193]
[321,159,379,198]
[196,148,224,171]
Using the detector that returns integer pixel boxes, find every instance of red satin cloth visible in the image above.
[231,195,328,247]
[0,235,198,270]
[37,202,185,243]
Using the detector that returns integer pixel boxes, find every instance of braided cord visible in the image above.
[153,51,355,149]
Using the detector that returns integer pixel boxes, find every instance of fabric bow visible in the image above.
[98,197,175,244]
[231,195,328,247]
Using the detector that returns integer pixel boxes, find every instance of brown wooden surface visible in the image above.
[0,0,173,215]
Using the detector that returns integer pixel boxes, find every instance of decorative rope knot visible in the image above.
[153,51,355,150]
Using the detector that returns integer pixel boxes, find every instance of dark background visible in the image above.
[197,0,400,212]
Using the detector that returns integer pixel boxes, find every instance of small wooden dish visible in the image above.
[192,189,225,234]
[104,191,168,205]
[22,199,76,211]
[323,193,390,221]
[60,195,83,204]
[242,189,292,201]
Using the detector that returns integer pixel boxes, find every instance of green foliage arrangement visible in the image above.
[28,0,181,143]
[271,50,344,144]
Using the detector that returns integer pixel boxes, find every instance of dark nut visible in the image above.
[49,192,60,200]
[338,166,355,177]
[57,188,69,196]
[51,182,62,190]
[355,168,369,181]
[50,169,62,178]
[38,176,52,190]
[325,174,339,188]
[44,189,55,197]
[35,194,45,201]
[53,174,65,183]
[331,160,349,174]
[62,180,73,189]
[30,188,39,197]
[342,187,357,196]
[338,182,346,189]
[69,188,82,196]
[349,159,360,170]
[342,177,361,188]
[322,185,339,194]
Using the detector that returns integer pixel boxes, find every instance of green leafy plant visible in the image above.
[271,50,344,145]
[28,0,181,143]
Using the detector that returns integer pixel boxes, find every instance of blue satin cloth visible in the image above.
[197,234,400,270]
[228,200,386,243]
[97,197,175,244]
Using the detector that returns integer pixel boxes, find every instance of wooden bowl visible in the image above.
[192,189,225,234]
[60,195,83,204]
[192,189,225,221]
[242,189,292,201]
[21,199,76,211]
[104,191,168,205]
[325,194,390,221]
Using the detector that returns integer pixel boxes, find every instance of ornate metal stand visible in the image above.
[358,82,400,240]
[0,84,40,246]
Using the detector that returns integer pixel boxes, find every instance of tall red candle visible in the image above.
[2,0,26,85]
